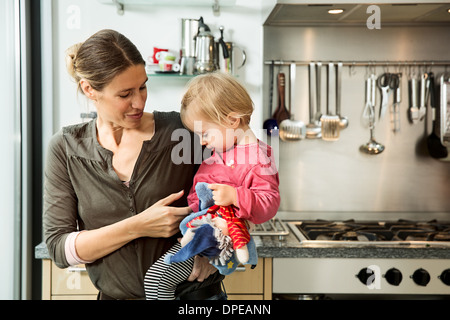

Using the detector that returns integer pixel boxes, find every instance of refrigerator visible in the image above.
[0,0,42,299]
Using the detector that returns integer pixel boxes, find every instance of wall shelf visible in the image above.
[98,0,236,16]
[147,72,195,78]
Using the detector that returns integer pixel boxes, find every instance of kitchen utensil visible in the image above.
[409,74,420,124]
[426,73,448,159]
[263,61,278,136]
[360,128,385,154]
[306,62,321,139]
[361,73,377,127]
[279,119,306,141]
[217,39,246,75]
[419,72,430,121]
[377,73,391,121]
[180,57,195,75]
[194,17,217,73]
[320,63,340,141]
[389,73,401,132]
[218,26,229,58]
[272,72,290,125]
[314,62,323,124]
[361,73,385,155]
[440,74,450,148]
[214,26,230,72]
[181,18,199,58]
[279,63,306,141]
[180,18,199,75]
[335,62,348,129]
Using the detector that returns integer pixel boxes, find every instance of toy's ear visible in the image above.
[195,182,214,210]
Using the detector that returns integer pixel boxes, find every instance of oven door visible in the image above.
[272,258,450,297]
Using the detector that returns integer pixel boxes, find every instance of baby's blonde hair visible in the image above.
[181,72,254,127]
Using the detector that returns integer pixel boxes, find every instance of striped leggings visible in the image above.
[144,243,194,300]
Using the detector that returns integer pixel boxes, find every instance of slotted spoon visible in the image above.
[279,63,306,141]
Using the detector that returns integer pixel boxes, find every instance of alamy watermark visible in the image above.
[367,5,381,30]
[364,265,382,290]
[170,122,279,176]
[65,267,84,290]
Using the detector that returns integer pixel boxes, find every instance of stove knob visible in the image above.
[384,268,402,286]
[439,269,450,286]
[357,268,375,286]
[411,268,430,286]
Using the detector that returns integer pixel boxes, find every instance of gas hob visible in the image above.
[288,219,450,248]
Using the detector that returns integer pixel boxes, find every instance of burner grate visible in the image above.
[251,218,290,240]
[295,219,450,243]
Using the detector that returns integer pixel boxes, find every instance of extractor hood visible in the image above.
[263,1,450,26]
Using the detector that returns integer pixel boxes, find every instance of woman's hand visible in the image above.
[135,190,192,238]
[187,255,217,282]
[208,184,238,207]
[76,190,191,262]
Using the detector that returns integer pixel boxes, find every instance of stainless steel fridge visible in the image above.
[0,0,40,300]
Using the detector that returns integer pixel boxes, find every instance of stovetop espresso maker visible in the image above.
[194,17,228,74]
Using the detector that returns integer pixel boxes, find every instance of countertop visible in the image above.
[35,242,50,260]
[254,231,450,260]
[35,231,450,261]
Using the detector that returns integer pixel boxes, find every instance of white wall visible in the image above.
[48,0,265,134]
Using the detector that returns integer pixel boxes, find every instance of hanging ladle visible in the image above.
[335,62,349,129]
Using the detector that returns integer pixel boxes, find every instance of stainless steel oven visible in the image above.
[271,219,450,299]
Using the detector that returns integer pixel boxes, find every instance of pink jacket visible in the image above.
[187,140,280,224]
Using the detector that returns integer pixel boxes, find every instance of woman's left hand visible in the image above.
[187,255,217,282]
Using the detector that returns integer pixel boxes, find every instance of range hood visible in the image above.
[263,1,450,26]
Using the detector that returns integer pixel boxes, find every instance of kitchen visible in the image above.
[2,0,450,300]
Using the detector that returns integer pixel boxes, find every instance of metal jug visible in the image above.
[217,41,246,75]
[195,17,217,74]
[215,26,246,74]
[180,18,199,75]
[181,18,198,58]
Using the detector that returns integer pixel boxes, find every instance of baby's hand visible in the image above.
[208,184,238,207]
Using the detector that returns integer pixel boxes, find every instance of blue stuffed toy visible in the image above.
[165,182,258,275]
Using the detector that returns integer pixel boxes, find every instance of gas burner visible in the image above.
[426,232,450,242]
[293,219,450,245]
[310,230,385,241]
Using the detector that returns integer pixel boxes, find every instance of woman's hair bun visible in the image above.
[65,42,83,79]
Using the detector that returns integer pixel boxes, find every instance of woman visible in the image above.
[43,29,222,300]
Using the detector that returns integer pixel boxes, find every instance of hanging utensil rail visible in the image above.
[264,60,450,68]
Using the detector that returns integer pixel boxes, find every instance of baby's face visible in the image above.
[183,105,237,153]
